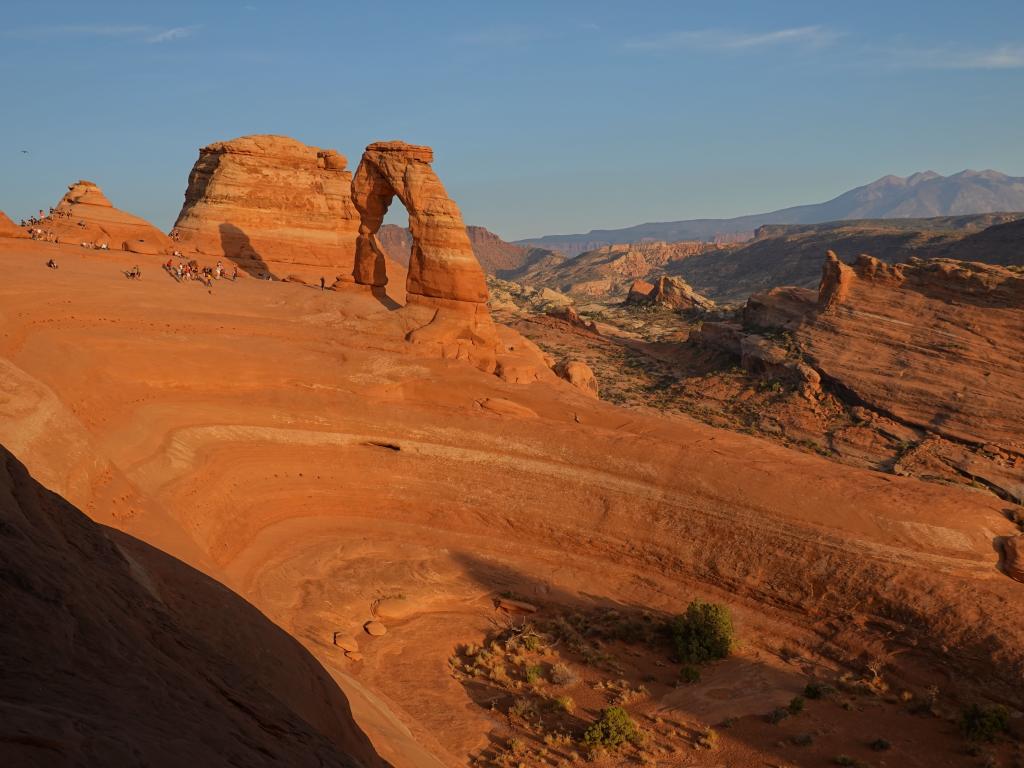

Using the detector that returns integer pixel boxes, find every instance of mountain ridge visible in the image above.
[516,169,1024,256]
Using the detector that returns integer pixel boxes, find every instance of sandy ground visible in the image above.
[1,239,1020,767]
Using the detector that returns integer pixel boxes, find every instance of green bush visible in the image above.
[679,664,701,684]
[960,703,1009,742]
[788,695,805,715]
[670,600,734,664]
[804,681,835,699]
[583,706,639,750]
[524,664,543,684]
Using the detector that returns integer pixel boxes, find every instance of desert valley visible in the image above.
[2,6,1023,768]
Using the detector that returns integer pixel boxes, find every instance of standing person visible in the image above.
[320,276,325,291]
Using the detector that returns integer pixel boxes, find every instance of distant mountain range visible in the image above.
[516,170,1024,256]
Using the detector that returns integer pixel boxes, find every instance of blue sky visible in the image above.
[1,0,1022,239]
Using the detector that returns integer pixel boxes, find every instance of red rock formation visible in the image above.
[352,141,498,371]
[173,135,359,280]
[37,181,171,253]
[816,249,855,310]
[626,279,655,303]
[1006,535,1024,583]
[0,210,27,239]
[625,275,715,312]
[553,359,599,398]
[736,253,1024,499]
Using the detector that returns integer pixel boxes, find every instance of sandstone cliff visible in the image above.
[697,252,1024,501]
[173,135,359,280]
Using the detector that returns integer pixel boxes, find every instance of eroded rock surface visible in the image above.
[173,135,359,280]
[36,181,171,253]
[0,443,381,768]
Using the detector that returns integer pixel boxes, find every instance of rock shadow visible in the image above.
[0,442,388,767]
[219,222,276,280]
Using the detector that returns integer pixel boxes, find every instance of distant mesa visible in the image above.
[172,134,360,280]
[29,180,172,253]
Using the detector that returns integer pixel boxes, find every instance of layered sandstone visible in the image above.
[352,141,498,371]
[173,135,359,280]
[698,253,1024,501]
[0,443,381,767]
[0,210,27,238]
[39,181,172,253]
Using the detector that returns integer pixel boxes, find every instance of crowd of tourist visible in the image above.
[163,256,238,286]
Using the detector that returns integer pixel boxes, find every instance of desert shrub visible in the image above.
[696,727,718,750]
[550,662,577,686]
[553,695,575,714]
[960,703,1009,742]
[833,757,858,767]
[670,600,733,664]
[804,681,835,699]
[766,707,790,724]
[679,664,701,684]
[524,664,544,684]
[788,695,805,715]
[521,633,542,652]
[792,733,814,746]
[509,697,538,722]
[582,706,639,751]
[869,738,891,751]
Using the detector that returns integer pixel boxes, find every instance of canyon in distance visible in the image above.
[2,108,1023,768]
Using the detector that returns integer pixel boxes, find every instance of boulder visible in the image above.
[547,305,599,334]
[363,620,387,637]
[650,275,716,312]
[1005,536,1024,583]
[332,633,360,653]
[626,279,655,304]
[173,135,360,281]
[497,598,539,614]
[553,359,599,399]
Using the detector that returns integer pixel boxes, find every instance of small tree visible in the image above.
[960,703,1009,742]
[670,600,734,664]
[583,706,639,750]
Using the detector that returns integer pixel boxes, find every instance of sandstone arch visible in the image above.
[352,141,498,372]
[351,141,488,304]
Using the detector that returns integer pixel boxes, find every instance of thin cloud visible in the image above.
[2,24,151,39]
[885,43,1024,70]
[626,25,838,52]
[3,23,197,44]
[147,26,199,44]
